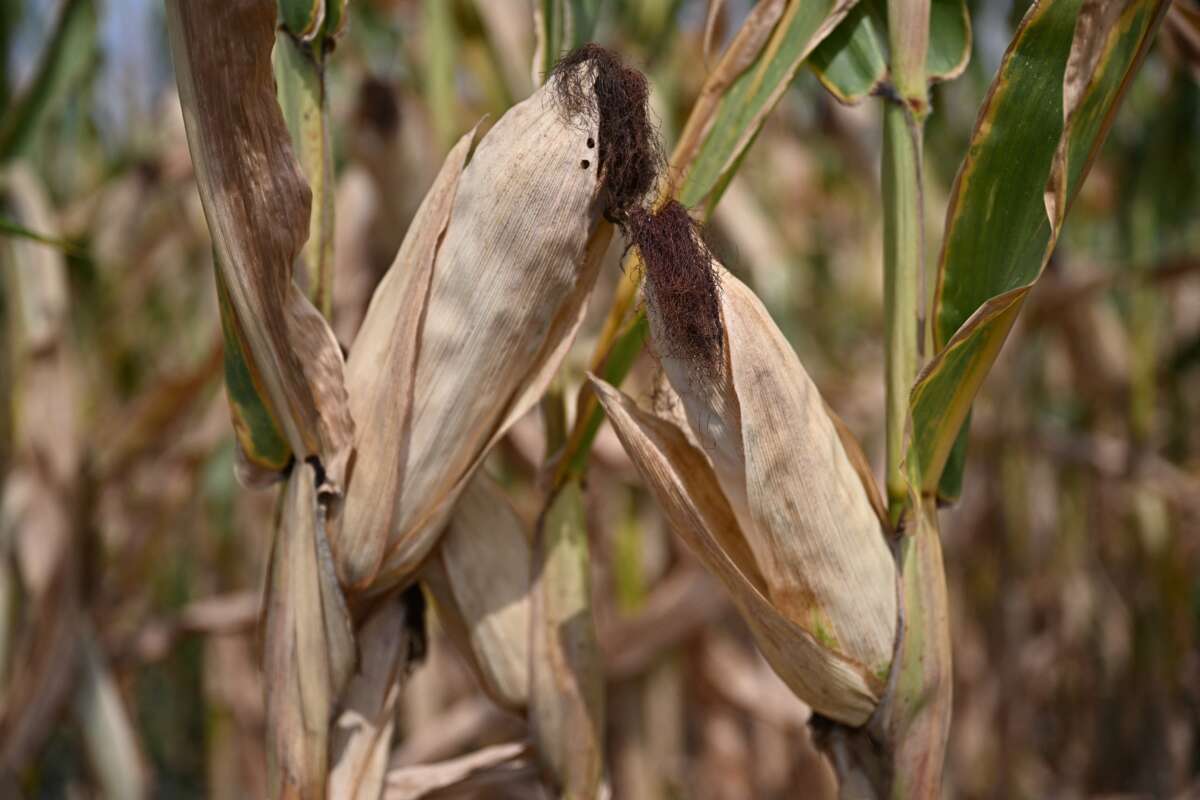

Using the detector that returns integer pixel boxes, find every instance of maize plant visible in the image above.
[0,0,1197,798]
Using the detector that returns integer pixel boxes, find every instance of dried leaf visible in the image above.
[264,463,355,799]
[0,165,83,770]
[423,474,532,711]
[529,481,605,797]
[384,742,533,800]
[703,0,728,63]
[75,628,149,800]
[330,590,426,800]
[165,0,354,490]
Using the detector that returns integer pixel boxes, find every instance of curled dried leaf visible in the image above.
[165,0,353,491]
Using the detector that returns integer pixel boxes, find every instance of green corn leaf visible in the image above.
[808,0,969,105]
[279,0,325,41]
[322,0,347,40]
[677,0,858,208]
[214,267,292,477]
[530,479,604,797]
[925,0,970,82]
[907,0,1171,499]
[809,4,887,104]
[535,0,604,82]
[424,0,460,148]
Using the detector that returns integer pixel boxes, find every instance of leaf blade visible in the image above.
[910,0,1170,497]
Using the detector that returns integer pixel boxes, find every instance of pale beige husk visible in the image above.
[329,592,423,800]
[263,463,355,799]
[338,71,612,589]
[423,474,532,711]
[592,266,898,725]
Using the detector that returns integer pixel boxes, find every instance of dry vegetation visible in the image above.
[0,0,1198,798]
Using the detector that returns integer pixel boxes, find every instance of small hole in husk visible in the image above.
[581,159,590,169]
[551,44,662,222]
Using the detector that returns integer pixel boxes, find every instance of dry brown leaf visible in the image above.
[703,0,729,63]
[0,165,84,771]
[75,627,150,800]
[165,0,354,491]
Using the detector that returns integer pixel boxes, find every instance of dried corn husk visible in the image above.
[591,264,898,725]
[263,462,355,799]
[330,589,426,800]
[338,64,614,589]
[423,473,532,711]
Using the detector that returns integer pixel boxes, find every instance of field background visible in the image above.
[1,0,1197,797]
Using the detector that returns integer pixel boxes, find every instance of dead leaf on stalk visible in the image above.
[423,473,532,712]
[165,0,353,491]
[75,627,150,800]
[263,463,355,799]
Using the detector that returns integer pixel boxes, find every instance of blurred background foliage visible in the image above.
[0,0,1197,797]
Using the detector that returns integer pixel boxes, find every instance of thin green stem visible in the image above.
[881,100,925,524]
